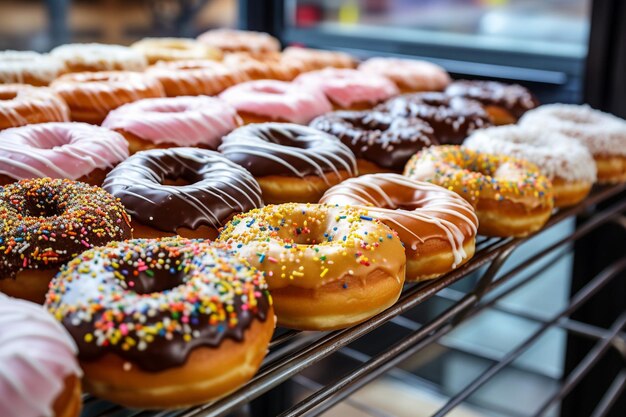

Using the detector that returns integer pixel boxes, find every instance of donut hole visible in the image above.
[161,171,202,186]
[119,253,188,295]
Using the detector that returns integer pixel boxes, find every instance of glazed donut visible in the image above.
[222,52,305,81]
[464,125,596,207]
[51,71,165,124]
[295,68,399,110]
[310,110,437,174]
[219,80,332,124]
[45,237,274,409]
[0,294,82,417]
[321,174,478,281]
[103,147,263,239]
[359,58,451,93]
[282,47,358,71]
[0,178,132,303]
[0,50,65,86]
[446,80,539,125]
[197,29,280,56]
[102,96,241,154]
[404,145,554,237]
[0,122,129,186]
[0,84,69,130]
[146,59,247,97]
[218,203,405,330]
[50,43,147,73]
[219,123,357,203]
[377,92,493,145]
[130,37,222,64]
[520,104,626,184]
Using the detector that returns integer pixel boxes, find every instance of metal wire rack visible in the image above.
[82,183,626,417]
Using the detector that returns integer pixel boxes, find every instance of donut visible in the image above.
[130,37,222,64]
[218,203,405,330]
[0,50,66,86]
[0,178,132,303]
[219,80,332,124]
[464,125,596,207]
[520,104,626,184]
[197,29,280,56]
[146,59,247,97]
[45,237,274,409]
[219,123,357,203]
[446,80,539,125]
[222,52,305,81]
[320,173,478,281]
[50,43,147,73]
[0,294,82,417]
[377,92,493,145]
[0,84,69,130]
[282,47,358,71]
[51,71,165,124]
[359,58,451,93]
[310,110,437,174]
[0,122,129,186]
[103,147,263,239]
[404,145,554,237]
[295,68,399,110]
[102,96,241,154]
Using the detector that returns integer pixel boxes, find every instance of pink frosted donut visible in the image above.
[359,58,451,93]
[0,122,129,185]
[294,68,399,110]
[219,80,332,124]
[102,96,241,154]
[0,294,82,417]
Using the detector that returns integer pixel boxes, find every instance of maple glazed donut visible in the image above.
[378,92,492,145]
[0,84,69,130]
[404,145,554,237]
[45,237,275,409]
[310,110,437,174]
[51,71,165,124]
[50,43,147,72]
[0,294,82,417]
[102,96,241,154]
[218,203,405,330]
[219,123,357,203]
[103,147,263,239]
[219,80,332,124]
[197,28,280,56]
[446,80,539,125]
[359,57,451,93]
[321,174,478,281]
[520,104,626,184]
[0,178,132,303]
[223,52,306,81]
[282,47,358,71]
[0,50,66,86]
[130,37,222,64]
[464,125,596,207]
[0,122,129,186]
[295,68,399,110]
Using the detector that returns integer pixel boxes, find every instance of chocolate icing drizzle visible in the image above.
[218,123,357,178]
[310,111,438,171]
[445,80,539,119]
[102,147,263,232]
[377,92,492,145]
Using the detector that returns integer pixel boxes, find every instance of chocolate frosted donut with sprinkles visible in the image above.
[0,178,132,303]
[45,237,275,408]
[103,147,263,239]
[377,92,492,145]
[219,123,358,203]
[310,110,437,174]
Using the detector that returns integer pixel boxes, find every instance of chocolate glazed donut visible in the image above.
[218,123,357,203]
[103,147,263,238]
[377,92,492,145]
[310,110,438,174]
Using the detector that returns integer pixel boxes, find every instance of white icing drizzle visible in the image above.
[464,125,597,183]
[0,295,81,417]
[0,50,66,85]
[0,85,69,128]
[51,43,147,71]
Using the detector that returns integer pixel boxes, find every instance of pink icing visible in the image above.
[0,122,129,181]
[0,294,81,417]
[219,80,332,124]
[103,96,240,148]
[295,68,399,108]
